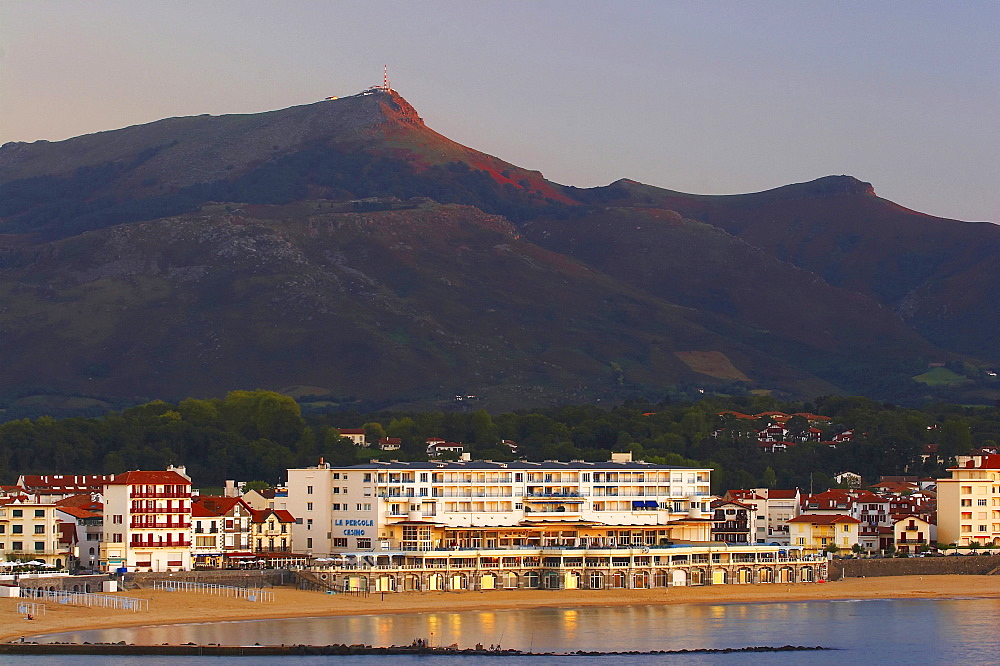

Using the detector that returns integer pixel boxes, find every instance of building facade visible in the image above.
[937,455,1000,547]
[286,458,716,556]
[99,468,193,572]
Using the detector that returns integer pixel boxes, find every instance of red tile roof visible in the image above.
[788,514,860,525]
[57,505,102,520]
[192,496,246,517]
[107,470,191,485]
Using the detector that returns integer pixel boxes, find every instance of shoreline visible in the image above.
[4,575,999,644]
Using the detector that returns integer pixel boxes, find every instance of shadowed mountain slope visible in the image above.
[1,91,995,408]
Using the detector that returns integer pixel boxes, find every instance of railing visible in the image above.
[525,492,588,500]
[129,492,190,499]
[17,602,46,617]
[130,539,192,548]
[151,579,273,602]
[131,507,189,514]
[131,521,191,529]
[21,587,148,611]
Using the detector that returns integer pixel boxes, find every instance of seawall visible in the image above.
[827,554,1000,581]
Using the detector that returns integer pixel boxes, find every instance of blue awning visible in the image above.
[632,501,644,509]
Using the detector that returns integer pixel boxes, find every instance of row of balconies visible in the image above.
[130,506,188,514]
[130,539,192,548]
[129,491,190,499]
[130,521,191,529]
[193,527,220,534]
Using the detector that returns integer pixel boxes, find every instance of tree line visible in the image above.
[1,391,997,492]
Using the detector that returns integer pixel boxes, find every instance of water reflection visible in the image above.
[36,599,1000,662]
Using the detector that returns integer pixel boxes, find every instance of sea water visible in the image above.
[15,597,1000,664]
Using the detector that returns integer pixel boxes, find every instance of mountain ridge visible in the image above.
[1,91,996,409]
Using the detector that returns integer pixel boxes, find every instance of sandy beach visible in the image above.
[3,575,998,644]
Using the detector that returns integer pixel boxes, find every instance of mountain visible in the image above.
[1,89,996,410]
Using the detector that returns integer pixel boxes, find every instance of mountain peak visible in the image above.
[799,175,876,197]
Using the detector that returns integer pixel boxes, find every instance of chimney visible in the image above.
[610,452,633,463]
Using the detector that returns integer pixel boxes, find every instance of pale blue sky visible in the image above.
[2,1,997,222]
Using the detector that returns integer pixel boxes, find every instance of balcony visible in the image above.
[525,492,587,502]
[129,491,190,499]
[130,521,192,529]
[130,506,189,514]
[130,539,192,548]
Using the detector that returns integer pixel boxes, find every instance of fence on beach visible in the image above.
[16,602,45,617]
[151,579,274,602]
[20,588,147,611]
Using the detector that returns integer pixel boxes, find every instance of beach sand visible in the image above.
[3,575,998,644]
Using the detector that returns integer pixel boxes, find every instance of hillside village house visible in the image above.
[936,454,1000,548]
[337,429,368,447]
[99,467,193,572]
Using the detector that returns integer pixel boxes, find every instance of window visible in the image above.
[357,538,372,549]
[961,499,972,507]
[307,486,313,495]
[332,503,342,511]
[34,509,45,518]
[0,525,4,534]
[296,518,303,524]
[420,473,428,482]
[332,487,340,494]
[979,525,987,532]
[307,519,313,529]
[34,541,44,551]
[12,525,23,534]
[12,509,23,518]
[306,538,313,548]
[34,525,45,534]
[978,499,988,506]
[333,538,348,548]
[113,533,123,543]
[307,502,313,511]
[12,541,22,551]
[113,515,123,524]
[364,473,372,482]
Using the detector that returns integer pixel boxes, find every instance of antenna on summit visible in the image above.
[383,65,391,92]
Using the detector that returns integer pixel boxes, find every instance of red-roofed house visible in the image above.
[191,496,252,568]
[16,474,112,503]
[723,488,800,544]
[56,495,103,571]
[99,467,192,572]
[788,514,861,553]
[249,508,296,554]
[710,499,756,544]
[0,498,74,568]
[336,429,368,447]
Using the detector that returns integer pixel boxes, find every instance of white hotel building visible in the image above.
[288,457,823,591]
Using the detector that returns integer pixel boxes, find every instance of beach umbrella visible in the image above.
[27,560,45,566]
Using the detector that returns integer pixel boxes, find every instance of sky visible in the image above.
[2,1,998,223]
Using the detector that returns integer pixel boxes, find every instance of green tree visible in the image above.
[761,466,777,489]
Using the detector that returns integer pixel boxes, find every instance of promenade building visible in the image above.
[291,457,824,591]
[937,454,1000,548]
[99,468,193,572]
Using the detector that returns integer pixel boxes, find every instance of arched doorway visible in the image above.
[524,571,540,589]
[480,573,497,590]
[564,571,581,590]
[759,567,774,583]
[712,569,728,585]
[612,571,626,588]
[543,572,560,589]
[654,570,670,588]
[737,567,753,584]
[778,566,794,583]
[589,571,605,589]
[429,573,445,591]
[801,567,814,582]
[502,571,519,589]
[673,569,689,587]
[632,571,649,589]
[403,574,420,591]
[449,573,467,591]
